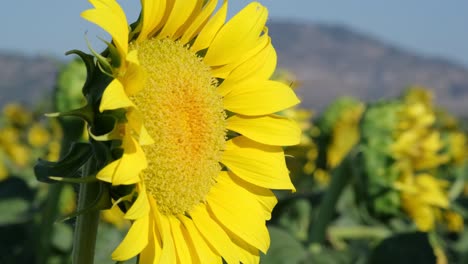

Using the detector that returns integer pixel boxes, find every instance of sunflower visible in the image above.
[82,0,300,262]
[396,173,449,231]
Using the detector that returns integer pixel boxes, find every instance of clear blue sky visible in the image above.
[2,1,467,67]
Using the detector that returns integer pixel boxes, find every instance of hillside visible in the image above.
[0,53,59,108]
[1,21,468,114]
[268,21,468,113]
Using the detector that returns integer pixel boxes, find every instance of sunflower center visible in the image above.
[130,38,226,216]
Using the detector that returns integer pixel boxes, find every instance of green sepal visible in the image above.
[58,181,111,222]
[85,36,113,75]
[49,175,98,184]
[90,109,127,138]
[45,104,94,124]
[98,36,121,69]
[104,108,128,123]
[110,184,137,213]
[34,142,93,183]
[91,140,115,170]
[90,114,118,138]
[65,49,96,97]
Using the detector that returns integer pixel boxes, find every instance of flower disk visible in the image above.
[130,38,226,216]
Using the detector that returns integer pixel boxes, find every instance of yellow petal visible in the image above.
[210,33,270,79]
[126,49,139,65]
[180,0,218,45]
[99,79,134,112]
[207,172,270,252]
[121,57,146,96]
[190,0,227,52]
[204,2,267,66]
[169,217,192,263]
[222,136,295,191]
[222,79,300,116]
[228,230,260,264]
[137,0,167,42]
[190,203,239,264]
[179,215,222,264]
[127,109,155,145]
[226,171,277,220]
[158,0,199,39]
[226,42,276,81]
[124,183,150,219]
[96,135,147,185]
[227,114,301,146]
[139,218,162,264]
[81,0,128,59]
[174,0,204,39]
[112,215,149,260]
[152,206,177,263]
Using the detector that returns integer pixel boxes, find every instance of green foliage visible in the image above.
[274,87,468,264]
[359,101,403,216]
[55,59,87,112]
[368,232,436,264]
[316,97,363,135]
[260,226,307,264]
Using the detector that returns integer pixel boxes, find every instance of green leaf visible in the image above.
[277,199,312,241]
[261,226,307,264]
[34,142,93,183]
[0,222,35,263]
[0,177,34,201]
[0,177,34,225]
[368,232,436,264]
[0,198,30,225]
[51,222,73,253]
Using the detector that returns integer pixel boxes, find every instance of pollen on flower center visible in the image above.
[130,38,226,216]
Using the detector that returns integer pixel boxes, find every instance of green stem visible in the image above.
[310,157,351,244]
[72,160,100,264]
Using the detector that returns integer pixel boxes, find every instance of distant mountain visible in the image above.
[0,53,59,108]
[268,21,468,114]
[1,21,468,114]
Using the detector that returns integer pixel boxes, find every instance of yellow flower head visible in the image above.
[46,140,62,162]
[444,211,464,232]
[391,96,448,171]
[2,103,32,126]
[6,143,30,167]
[447,131,467,165]
[82,0,300,262]
[0,161,7,181]
[327,102,364,168]
[404,86,433,108]
[397,173,449,231]
[0,127,20,146]
[28,123,51,148]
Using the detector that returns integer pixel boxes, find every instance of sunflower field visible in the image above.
[1,1,468,264]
